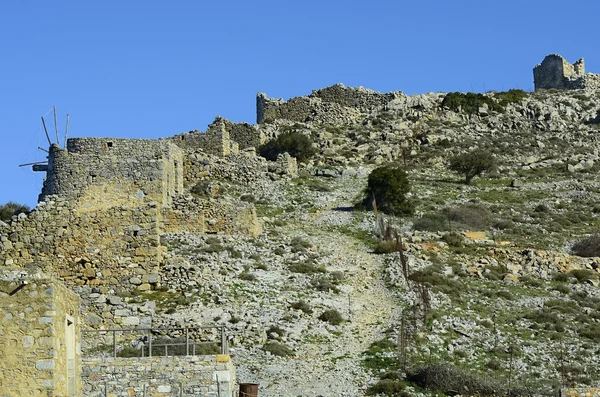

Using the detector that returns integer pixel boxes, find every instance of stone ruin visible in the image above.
[534,54,600,91]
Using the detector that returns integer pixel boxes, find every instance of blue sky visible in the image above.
[1,0,599,208]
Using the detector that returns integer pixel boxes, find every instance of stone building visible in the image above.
[0,267,82,397]
[533,54,600,91]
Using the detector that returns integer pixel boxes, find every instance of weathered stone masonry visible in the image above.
[0,267,82,397]
[256,83,404,124]
[41,138,184,206]
[82,355,236,397]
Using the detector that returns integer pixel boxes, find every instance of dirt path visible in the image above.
[238,206,400,396]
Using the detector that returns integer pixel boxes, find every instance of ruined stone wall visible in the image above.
[221,117,266,149]
[183,150,268,186]
[0,195,163,294]
[0,267,82,397]
[169,117,238,157]
[81,355,236,397]
[256,83,404,124]
[41,138,184,206]
[534,54,600,91]
[195,199,262,237]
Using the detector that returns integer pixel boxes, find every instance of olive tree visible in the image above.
[448,149,495,185]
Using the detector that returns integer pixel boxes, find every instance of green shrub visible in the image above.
[290,300,313,314]
[0,201,30,222]
[365,379,408,396]
[318,309,344,325]
[259,131,316,162]
[578,323,600,342]
[361,165,414,216]
[442,92,503,114]
[288,261,326,274]
[311,277,340,293]
[373,240,401,254]
[570,269,598,283]
[572,234,600,257]
[263,341,294,357]
[448,149,496,185]
[413,213,449,232]
[494,89,528,106]
[407,363,502,396]
[266,325,286,340]
[290,237,312,252]
[441,232,464,247]
[447,203,491,230]
[552,272,570,282]
[238,272,257,282]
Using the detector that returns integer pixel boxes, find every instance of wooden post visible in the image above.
[64,114,70,145]
[53,106,60,147]
[41,116,52,146]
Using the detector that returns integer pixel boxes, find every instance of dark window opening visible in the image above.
[107,142,113,148]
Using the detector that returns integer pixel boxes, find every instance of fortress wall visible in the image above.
[256,84,403,125]
[311,83,401,109]
[0,197,163,294]
[0,268,82,397]
[42,139,184,206]
[82,355,236,397]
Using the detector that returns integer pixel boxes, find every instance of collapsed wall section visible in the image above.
[0,267,82,397]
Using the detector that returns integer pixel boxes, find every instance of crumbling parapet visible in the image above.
[534,54,600,91]
[257,83,405,124]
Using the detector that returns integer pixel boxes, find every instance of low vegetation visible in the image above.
[259,131,316,162]
[0,201,30,222]
[361,165,414,215]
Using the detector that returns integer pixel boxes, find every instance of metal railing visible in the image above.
[82,326,228,358]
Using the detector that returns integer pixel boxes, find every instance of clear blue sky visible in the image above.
[1,0,599,208]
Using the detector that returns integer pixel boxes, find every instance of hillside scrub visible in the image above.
[571,234,600,257]
[361,165,414,216]
[0,201,30,222]
[259,131,316,162]
[441,89,527,114]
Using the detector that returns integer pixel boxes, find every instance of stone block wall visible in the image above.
[81,355,236,397]
[256,83,404,124]
[221,117,265,150]
[41,138,184,207]
[183,150,268,187]
[0,195,164,296]
[0,267,82,397]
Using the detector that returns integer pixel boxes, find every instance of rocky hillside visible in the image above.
[58,86,600,395]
